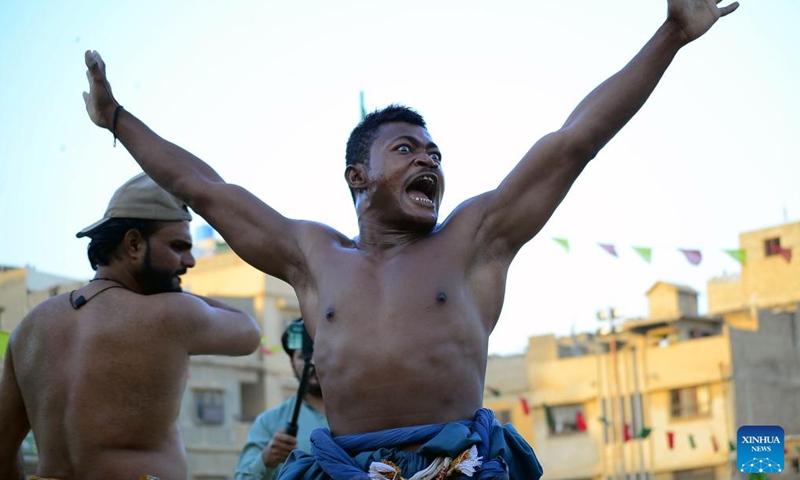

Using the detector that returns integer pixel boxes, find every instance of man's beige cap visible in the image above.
[76,173,192,238]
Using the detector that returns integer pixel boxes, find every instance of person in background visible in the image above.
[235,319,327,480]
[0,173,261,480]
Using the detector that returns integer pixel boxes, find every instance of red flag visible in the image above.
[769,244,793,263]
[624,423,632,442]
[667,431,675,449]
[711,435,719,452]
[679,249,702,266]
[576,410,587,431]
[599,243,619,258]
[519,396,530,416]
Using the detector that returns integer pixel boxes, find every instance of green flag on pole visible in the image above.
[359,91,367,121]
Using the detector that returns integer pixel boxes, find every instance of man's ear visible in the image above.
[345,164,368,191]
[121,229,146,260]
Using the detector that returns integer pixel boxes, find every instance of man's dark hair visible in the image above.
[345,105,427,202]
[85,218,161,270]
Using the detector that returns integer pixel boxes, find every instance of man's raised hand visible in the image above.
[83,50,119,130]
[668,0,739,44]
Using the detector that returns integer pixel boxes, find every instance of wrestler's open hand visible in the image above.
[262,429,298,468]
[83,50,119,130]
[668,0,739,44]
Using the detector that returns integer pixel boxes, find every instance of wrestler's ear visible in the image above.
[345,164,368,191]
[121,228,146,260]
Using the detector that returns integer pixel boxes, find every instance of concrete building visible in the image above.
[484,221,800,480]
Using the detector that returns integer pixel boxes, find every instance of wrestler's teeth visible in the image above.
[413,196,434,204]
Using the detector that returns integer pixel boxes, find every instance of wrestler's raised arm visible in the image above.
[472,0,738,256]
[82,50,307,284]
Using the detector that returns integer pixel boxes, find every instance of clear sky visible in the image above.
[1,0,797,355]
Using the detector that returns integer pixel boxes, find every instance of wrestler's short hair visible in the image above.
[84,218,161,270]
[345,105,427,202]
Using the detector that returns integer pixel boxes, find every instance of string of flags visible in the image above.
[259,337,284,355]
[551,237,793,266]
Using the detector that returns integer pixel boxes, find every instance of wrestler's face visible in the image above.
[354,122,445,230]
[292,349,322,397]
[136,221,195,294]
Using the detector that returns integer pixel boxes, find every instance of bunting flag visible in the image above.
[769,244,793,263]
[724,248,747,265]
[667,431,675,450]
[0,330,9,361]
[552,237,570,253]
[486,386,502,397]
[575,410,587,431]
[359,91,367,121]
[639,427,652,439]
[729,440,736,452]
[598,416,610,426]
[795,445,800,453]
[633,246,653,263]
[623,423,632,442]
[520,397,530,416]
[688,434,696,449]
[543,403,553,426]
[599,243,619,257]
[679,249,703,266]
[711,435,719,453]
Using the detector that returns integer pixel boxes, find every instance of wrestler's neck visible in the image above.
[93,267,142,294]
[354,217,437,252]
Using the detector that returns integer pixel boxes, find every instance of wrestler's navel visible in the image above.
[436,292,447,304]
[325,307,335,321]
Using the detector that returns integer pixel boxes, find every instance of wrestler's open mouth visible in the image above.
[406,174,437,205]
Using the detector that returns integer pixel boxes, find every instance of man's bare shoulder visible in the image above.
[295,219,356,249]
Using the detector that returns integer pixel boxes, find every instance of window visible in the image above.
[670,385,711,418]
[764,238,781,256]
[546,404,587,435]
[195,389,225,425]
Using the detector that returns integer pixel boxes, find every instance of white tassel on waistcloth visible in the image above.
[367,445,482,480]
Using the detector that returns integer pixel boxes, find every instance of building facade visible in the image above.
[483,221,800,480]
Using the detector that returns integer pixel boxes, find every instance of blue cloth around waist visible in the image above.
[276,408,543,480]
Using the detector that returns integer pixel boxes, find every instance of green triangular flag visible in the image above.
[729,440,736,452]
[359,91,367,121]
[553,238,570,253]
[544,404,555,429]
[795,445,800,453]
[639,427,652,439]
[689,434,696,449]
[748,473,768,480]
[724,248,747,265]
[0,330,9,361]
[632,246,653,263]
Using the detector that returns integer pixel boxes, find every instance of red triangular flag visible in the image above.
[711,435,719,452]
[519,396,530,416]
[576,410,587,431]
[667,431,675,449]
[624,423,632,442]
[599,243,619,258]
[679,249,702,266]
[770,244,792,263]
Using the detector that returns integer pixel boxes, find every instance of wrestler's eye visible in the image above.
[429,152,441,162]
[396,144,411,153]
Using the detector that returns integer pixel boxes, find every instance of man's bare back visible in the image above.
[0,177,261,480]
[12,290,190,479]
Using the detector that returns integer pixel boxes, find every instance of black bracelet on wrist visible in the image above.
[112,105,124,147]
